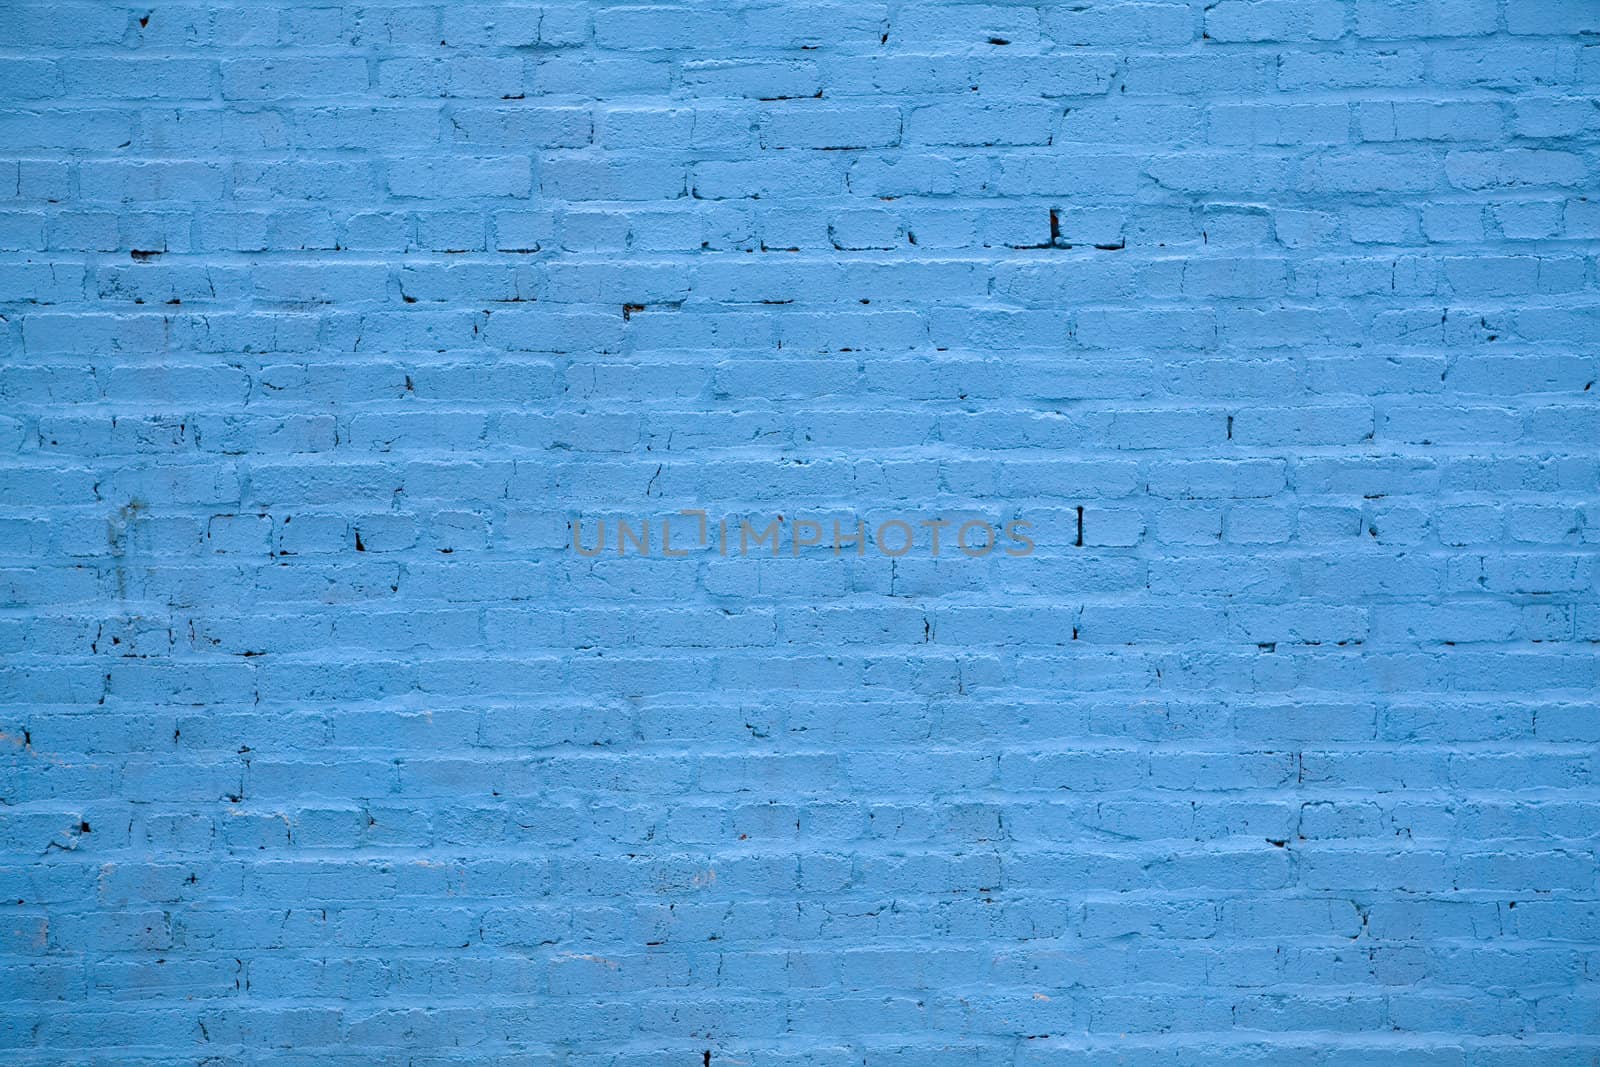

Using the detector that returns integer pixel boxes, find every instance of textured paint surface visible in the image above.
[3,1,1600,1063]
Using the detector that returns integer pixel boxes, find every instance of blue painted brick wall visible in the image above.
[2,1,1599,1063]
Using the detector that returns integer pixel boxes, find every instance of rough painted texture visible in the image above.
[2,1,1599,1063]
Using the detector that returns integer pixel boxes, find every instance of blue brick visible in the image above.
[1,0,1599,1062]
[1205,0,1345,42]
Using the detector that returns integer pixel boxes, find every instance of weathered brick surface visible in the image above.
[2,2,1598,1062]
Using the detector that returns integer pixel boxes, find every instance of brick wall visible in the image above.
[2,1,1599,1063]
